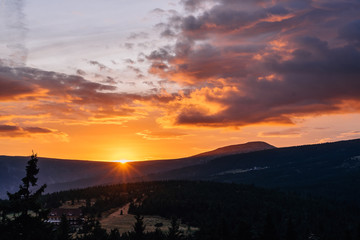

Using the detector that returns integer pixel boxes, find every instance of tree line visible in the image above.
[2,154,360,240]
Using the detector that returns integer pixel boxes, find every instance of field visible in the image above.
[100,203,198,235]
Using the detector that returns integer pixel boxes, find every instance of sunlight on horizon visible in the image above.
[113,159,132,164]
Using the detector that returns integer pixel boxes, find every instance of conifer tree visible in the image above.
[4,152,51,240]
[168,217,183,240]
[133,213,146,240]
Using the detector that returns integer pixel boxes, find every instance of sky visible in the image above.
[0,0,360,161]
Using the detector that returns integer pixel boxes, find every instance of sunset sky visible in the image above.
[0,0,360,161]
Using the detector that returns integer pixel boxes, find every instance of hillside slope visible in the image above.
[149,139,360,204]
[0,141,273,198]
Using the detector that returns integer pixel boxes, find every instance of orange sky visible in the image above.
[1,0,360,161]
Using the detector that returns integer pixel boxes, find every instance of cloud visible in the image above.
[338,20,360,46]
[0,71,35,100]
[146,0,360,128]
[151,8,166,15]
[124,43,134,50]
[0,63,158,126]
[0,124,67,140]
[318,131,360,143]
[0,0,28,66]
[0,125,21,132]
[88,60,110,72]
[23,127,53,133]
[76,69,87,76]
[258,128,303,138]
[136,129,188,140]
[124,58,135,64]
[127,32,149,40]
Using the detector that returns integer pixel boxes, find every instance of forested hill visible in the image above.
[148,138,360,205]
[42,181,360,240]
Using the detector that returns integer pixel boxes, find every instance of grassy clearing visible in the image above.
[99,203,198,235]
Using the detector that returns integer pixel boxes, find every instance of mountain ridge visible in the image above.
[192,141,275,158]
[147,138,360,205]
[2,138,360,205]
[0,140,274,198]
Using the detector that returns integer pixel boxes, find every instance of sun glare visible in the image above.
[114,159,130,164]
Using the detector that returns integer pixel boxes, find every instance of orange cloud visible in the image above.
[143,0,360,128]
[258,128,303,138]
[0,124,68,141]
[136,129,188,140]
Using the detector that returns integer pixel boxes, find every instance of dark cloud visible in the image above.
[151,8,166,15]
[0,125,21,132]
[0,64,164,124]
[161,28,177,38]
[102,76,117,85]
[0,124,58,138]
[124,58,135,64]
[23,127,52,133]
[0,70,35,100]
[339,19,360,46]
[147,48,172,61]
[88,60,109,71]
[146,0,360,127]
[76,69,86,76]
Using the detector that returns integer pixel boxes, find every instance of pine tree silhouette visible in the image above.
[133,213,146,240]
[4,152,51,240]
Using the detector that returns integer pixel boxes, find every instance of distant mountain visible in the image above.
[0,141,272,199]
[4,139,360,205]
[192,141,275,159]
[148,138,360,205]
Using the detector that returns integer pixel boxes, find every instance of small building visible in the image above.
[48,208,82,226]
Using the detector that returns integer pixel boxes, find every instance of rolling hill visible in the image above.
[148,138,360,205]
[0,141,273,199]
[3,138,360,205]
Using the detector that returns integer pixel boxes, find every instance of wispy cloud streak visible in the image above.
[0,0,28,66]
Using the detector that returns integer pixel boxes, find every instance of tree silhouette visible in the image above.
[55,214,71,240]
[133,213,146,240]
[7,153,47,216]
[3,152,51,240]
[168,217,183,240]
[109,228,121,240]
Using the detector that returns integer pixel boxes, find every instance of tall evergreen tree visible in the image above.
[4,153,51,240]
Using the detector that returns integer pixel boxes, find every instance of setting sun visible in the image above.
[114,159,131,164]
